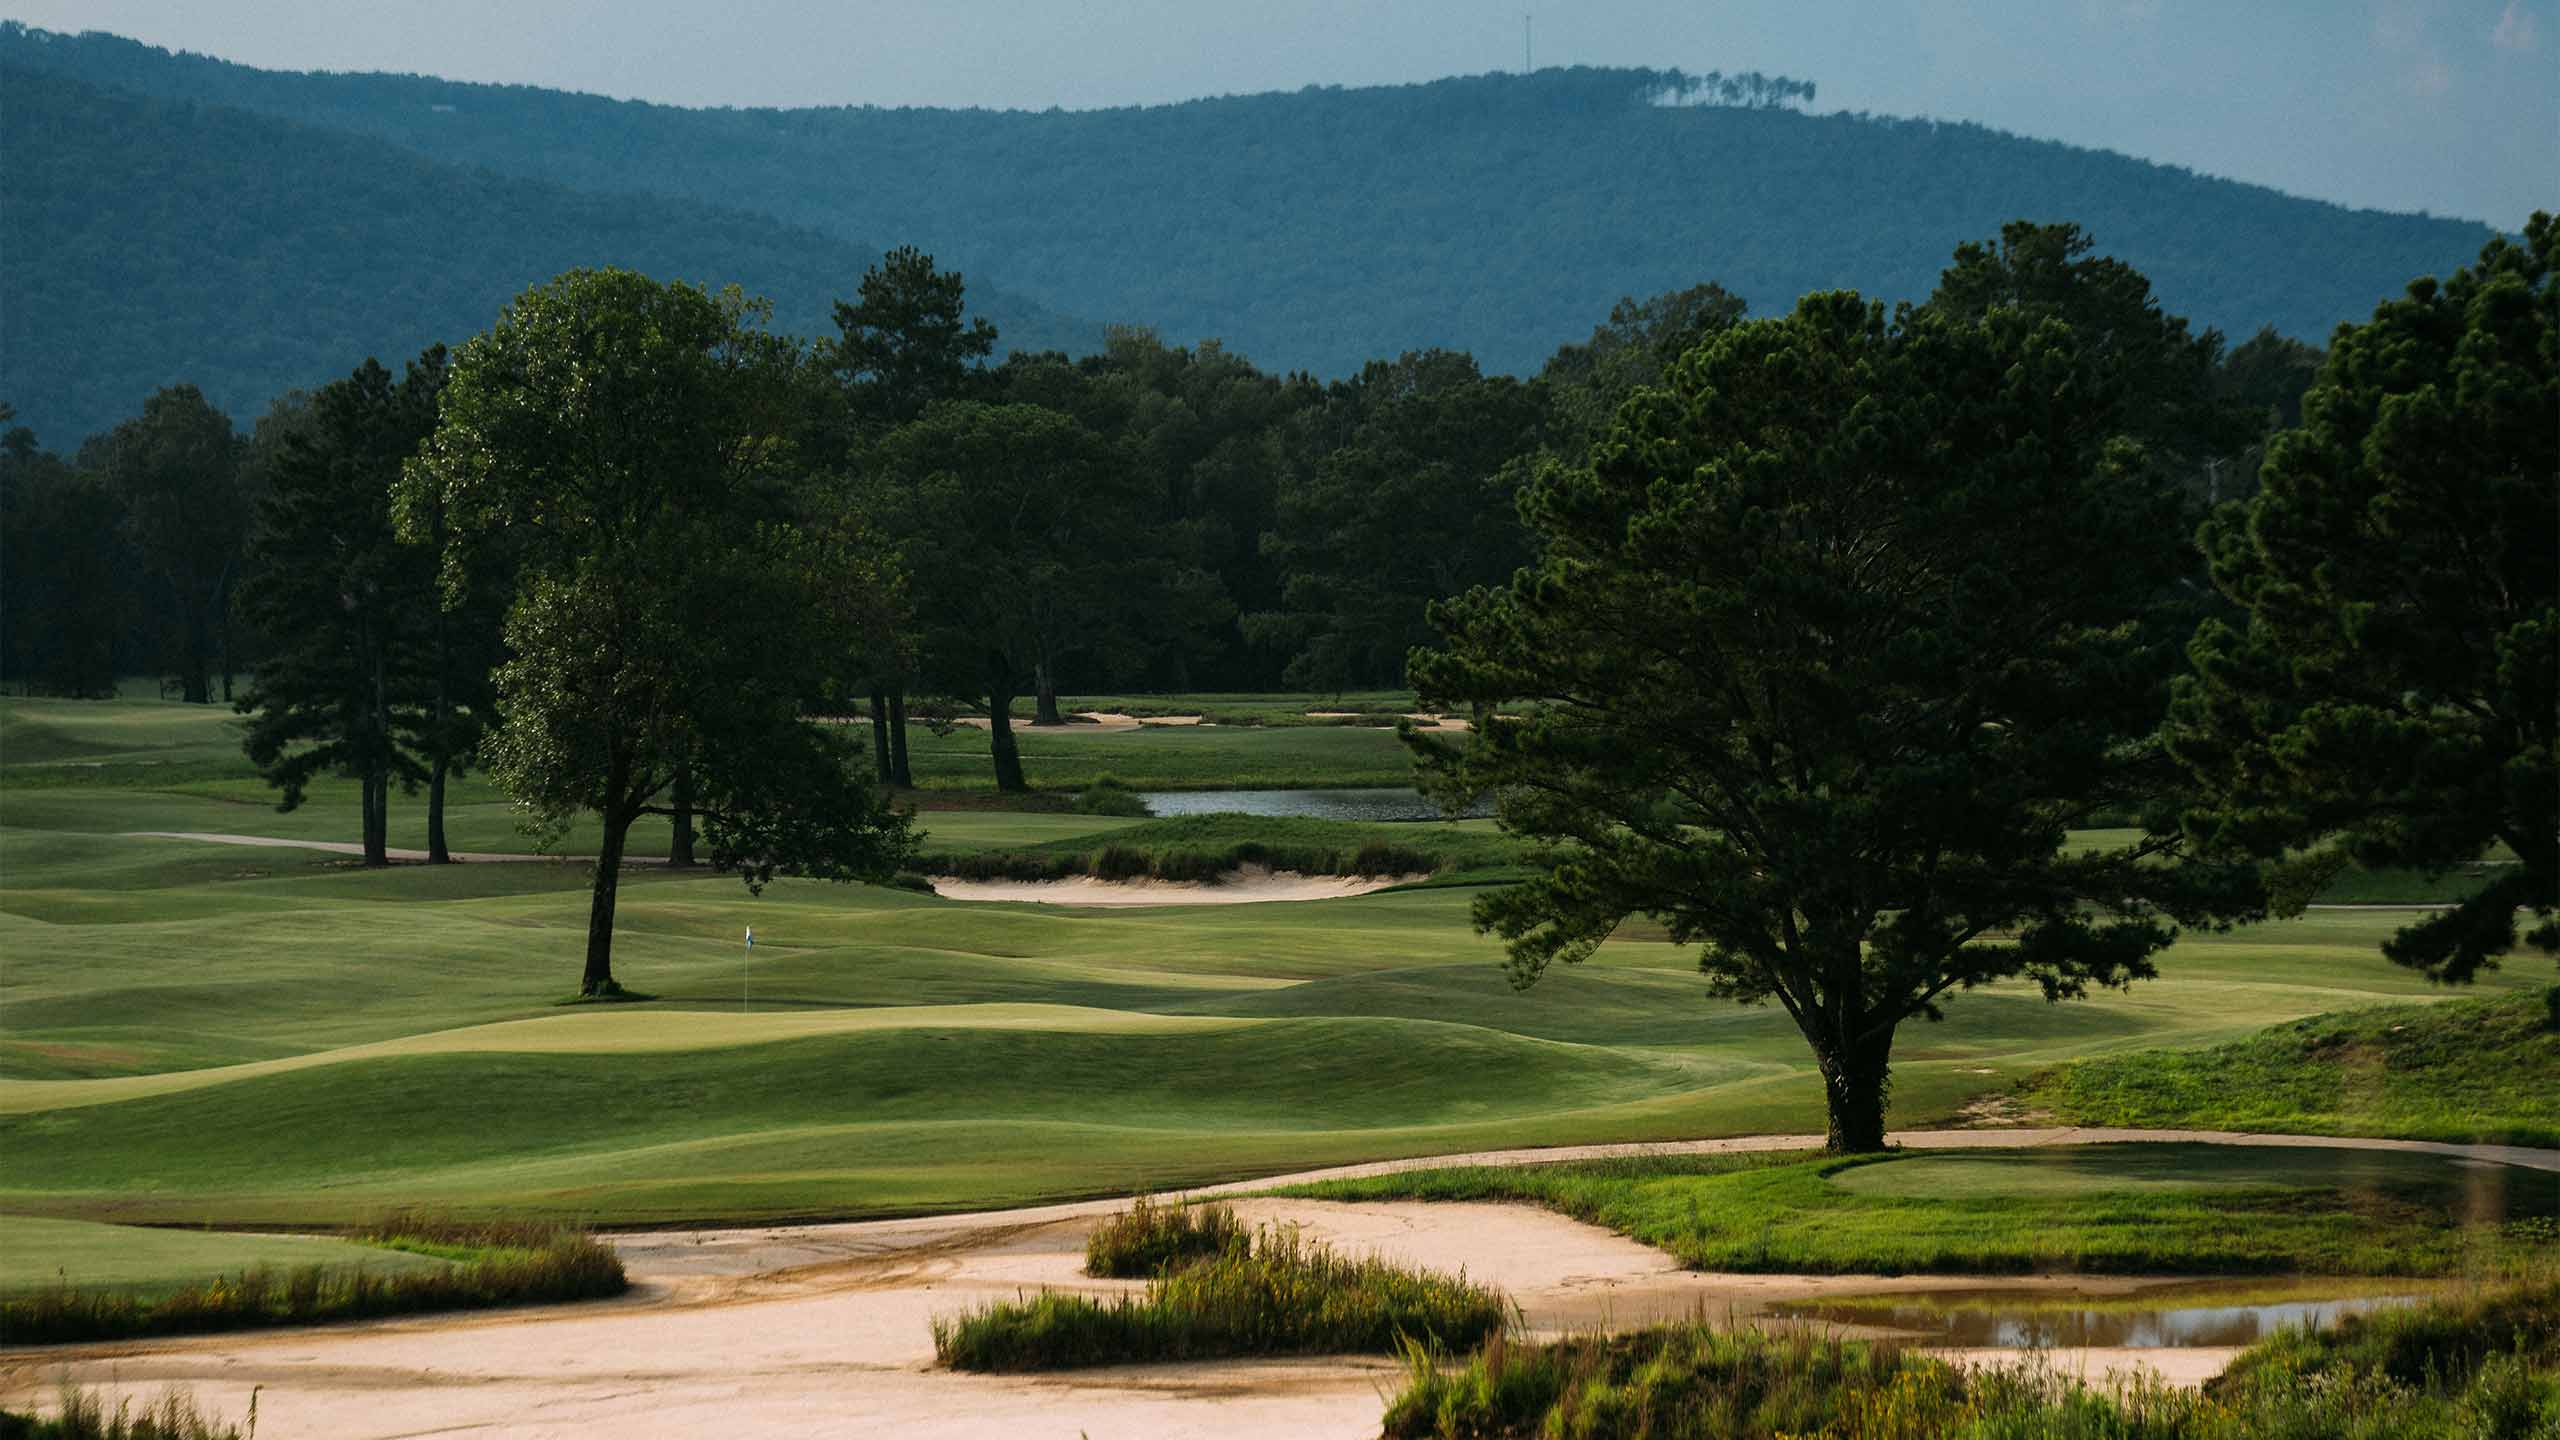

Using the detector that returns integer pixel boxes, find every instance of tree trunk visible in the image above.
[888,689,913,788]
[869,688,893,782]
[1814,1027,1895,1154]
[363,637,390,867]
[670,763,698,866]
[987,682,1028,792]
[583,803,633,996]
[362,770,389,868]
[1033,657,1063,726]
[427,758,451,864]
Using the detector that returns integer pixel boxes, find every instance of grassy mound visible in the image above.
[933,1222,1506,1370]
[0,1216,625,1344]
[916,813,1532,886]
[1084,1195,1248,1277]
[1277,1144,2557,1277]
[2020,988,2560,1147]
[1381,1279,2560,1438]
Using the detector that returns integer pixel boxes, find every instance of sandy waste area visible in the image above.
[1,1192,2269,1440]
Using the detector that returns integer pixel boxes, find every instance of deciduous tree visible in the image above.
[404,269,913,994]
[1410,289,2253,1153]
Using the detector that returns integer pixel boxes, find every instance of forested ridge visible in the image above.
[4,21,2497,440]
[0,62,1100,445]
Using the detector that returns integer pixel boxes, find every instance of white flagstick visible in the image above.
[743,926,754,1014]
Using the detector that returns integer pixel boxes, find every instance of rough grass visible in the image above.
[1380,1279,2560,1437]
[0,1385,244,1440]
[1277,1145,2559,1278]
[2020,988,2560,1147]
[1083,1195,1249,1277]
[933,1222,1507,1370]
[0,1217,625,1344]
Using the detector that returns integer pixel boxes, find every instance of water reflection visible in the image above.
[1138,787,1493,822]
[1768,1285,2429,1348]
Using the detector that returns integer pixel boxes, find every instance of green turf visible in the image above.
[0,1215,449,1297]
[2019,988,2560,1146]
[6,691,2554,1277]
[1275,1144,2557,1277]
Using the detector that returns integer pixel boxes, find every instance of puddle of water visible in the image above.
[1768,1282,2433,1348]
[1138,788,1492,822]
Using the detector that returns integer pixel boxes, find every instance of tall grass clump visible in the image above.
[1083,1196,1248,1278]
[1,1384,244,1440]
[1067,779,1153,817]
[1380,1278,2560,1438]
[0,1217,625,1344]
[934,1222,1506,1371]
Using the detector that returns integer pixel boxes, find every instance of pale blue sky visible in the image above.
[12,1,2552,227]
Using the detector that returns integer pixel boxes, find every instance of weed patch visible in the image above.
[934,1222,1505,1370]
[1083,1196,1248,1277]
[1381,1278,2560,1437]
[0,1384,244,1440]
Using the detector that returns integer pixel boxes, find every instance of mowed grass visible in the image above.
[2020,988,2560,1147]
[1277,1144,2559,1277]
[0,1215,449,1297]
[6,692,2555,1286]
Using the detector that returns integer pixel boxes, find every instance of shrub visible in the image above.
[1084,1196,1247,1277]
[1350,840,1435,877]
[1090,843,1153,881]
[1150,848,1229,884]
[934,1222,1506,1371]
[1068,780,1153,817]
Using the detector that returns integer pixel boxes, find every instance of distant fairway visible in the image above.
[3,694,2549,1273]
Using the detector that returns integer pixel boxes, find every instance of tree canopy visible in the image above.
[2169,215,2558,982]
[403,268,914,994]
[1410,286,2254,1152]
[236,350,458,866]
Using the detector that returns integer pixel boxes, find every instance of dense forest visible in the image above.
[2,225,2329,705]
[0,64,1101,445]
[2,22,2495,445]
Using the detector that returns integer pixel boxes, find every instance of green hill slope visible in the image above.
[0,63,1100,444]
[4,24,2499,400]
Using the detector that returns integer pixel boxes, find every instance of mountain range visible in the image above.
[1,22,2501,447]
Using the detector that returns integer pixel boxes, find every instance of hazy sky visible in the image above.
[14,1,2553,227]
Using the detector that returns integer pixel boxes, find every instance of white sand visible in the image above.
[931,864,1418,906]
[7,1130,2548,1438]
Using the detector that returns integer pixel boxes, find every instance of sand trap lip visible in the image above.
[930,864,1420,906]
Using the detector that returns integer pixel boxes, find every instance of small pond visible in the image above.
[1138,787,1492,822]
[1768,1282,2433,1349]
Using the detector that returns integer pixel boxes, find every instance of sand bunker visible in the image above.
[931,864,1417,906]
[948,711,1206,730]
[0,1193,2255,1439]
[10,1131,2547,1437]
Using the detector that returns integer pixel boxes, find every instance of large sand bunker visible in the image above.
[931,863,1419,905]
